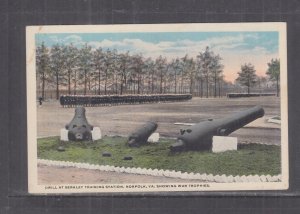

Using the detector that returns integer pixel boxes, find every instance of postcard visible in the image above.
[26,23,288,193]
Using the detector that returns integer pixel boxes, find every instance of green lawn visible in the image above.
[37,136,281,176]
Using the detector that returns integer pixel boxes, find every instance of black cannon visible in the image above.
[127,122,158,147]
[65,107,93,141]
[170,106,265,152]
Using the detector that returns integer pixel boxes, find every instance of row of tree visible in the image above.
[36,42,280,100]
[235,58,280,96]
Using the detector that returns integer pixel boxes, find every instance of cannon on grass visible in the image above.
[127,122,158,147]
[170,106,265,152]
[65,107,94,141]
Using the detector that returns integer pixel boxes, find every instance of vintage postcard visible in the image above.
[26,23,288,194]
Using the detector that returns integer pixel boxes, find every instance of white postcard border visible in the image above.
[26,23,288,194]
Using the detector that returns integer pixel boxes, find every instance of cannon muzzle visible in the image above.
[127,122,158,147]
[65,107,93,141]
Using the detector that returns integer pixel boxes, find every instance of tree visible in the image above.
[170,58,182,94]
[155,55,168,94]
[49,44,66,99]
[130,54,144,94]
[182,55,196,94]
[63,44,78,95]
[236,63,257,94]
[117,52,131,94]
[197,47,215,98]
[266,58,280,96]
[92,47,105,95]
[143,57,156,94]
[36,42,51,99]
[78,44,93,95]
[210,54,224,97]
[195,57,205,97]
[102,49,114,95]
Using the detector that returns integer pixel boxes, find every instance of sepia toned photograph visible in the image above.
[26,23,288,193]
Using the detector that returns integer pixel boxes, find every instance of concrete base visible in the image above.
[148,133,159,143]
[60,128,69,141]
[212,136,237,153]
[92,127,102,141]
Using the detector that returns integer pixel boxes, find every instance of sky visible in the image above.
[36,31,279,83]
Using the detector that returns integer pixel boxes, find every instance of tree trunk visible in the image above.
[174,72,177,94]
[276,78,279,97]
[115,74,118,94]
[56,72,59,100]
[218,78,221,98]
[124,76,127,94]
[104,77,107,95]
[74,70,77,95]
[190,77,193,94]
[151,73,154,94]
[42,72,45,99]
[181,74,183,94]
[160,72,163,94]
[137,74,140,94]
[120,74,124,95]
[84,70,87,95]
[98,68,101,95]
[206,76,209,98]
[200,79,203,98]
[68,70,71,95]
[214,73,217,98]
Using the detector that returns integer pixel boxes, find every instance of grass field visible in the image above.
[38,136,281,176]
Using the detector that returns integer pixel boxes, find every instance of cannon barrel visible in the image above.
[170,106,265,152]
[65,107,93,141]
[127,122,158,147]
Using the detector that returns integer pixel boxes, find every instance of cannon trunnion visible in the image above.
[171,106,265,152]
[65,107,94,141]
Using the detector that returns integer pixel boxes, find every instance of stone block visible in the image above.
[92,127,102,141]
[265,174,272,182]
[233,176,242,182]
[259,175,267,182]
[60,128,69,141]
[212,136,237,153]
[207,174,214,182]
[240,175,248,182]
[148,133,159,143]
[227,175,234,183]
[252,175,261,182]
[187,173,195,179]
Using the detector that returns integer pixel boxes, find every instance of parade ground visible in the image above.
[37,96,281,145]
[37,96,281,184]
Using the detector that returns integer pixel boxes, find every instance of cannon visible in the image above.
[65,107,93,141]
[170,106,265,152]
[127,122,158,147]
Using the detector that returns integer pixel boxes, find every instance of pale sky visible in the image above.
[36,31,279,83]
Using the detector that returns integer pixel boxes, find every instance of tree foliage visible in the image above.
[266,58,280,96]
[236,63,257,94]
[35,43,238,99]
